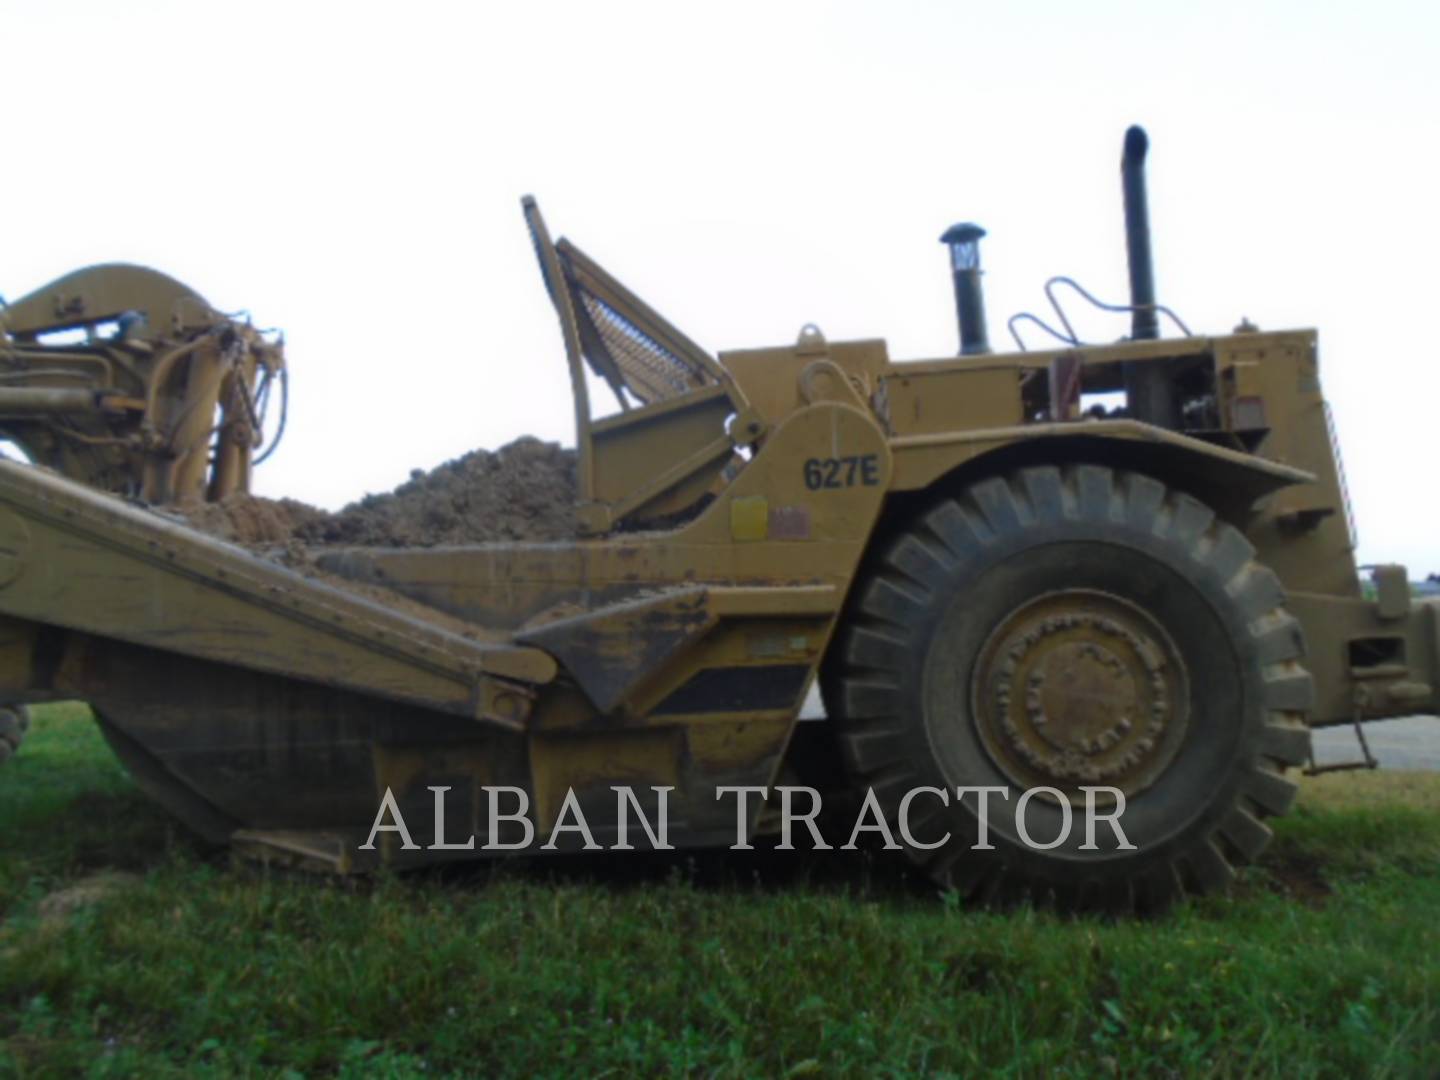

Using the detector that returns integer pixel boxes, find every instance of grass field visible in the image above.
[1,704,1437,1078]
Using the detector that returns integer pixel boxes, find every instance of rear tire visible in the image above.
[823,465,1312,912]
[0,705,32,767]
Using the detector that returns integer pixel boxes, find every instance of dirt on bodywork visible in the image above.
[182,436,578,548]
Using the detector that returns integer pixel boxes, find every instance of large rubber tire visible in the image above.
[0,705,32,767]
[823,465,1313,912]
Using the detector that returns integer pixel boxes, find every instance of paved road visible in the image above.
[799,689,1440,770]
[1311,716,1440,770]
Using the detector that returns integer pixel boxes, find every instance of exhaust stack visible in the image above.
[1119,125,1181,428]
[1121,125,1159,341]
[940,222,990,355]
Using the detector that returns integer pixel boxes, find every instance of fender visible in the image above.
[887,418,1315,517]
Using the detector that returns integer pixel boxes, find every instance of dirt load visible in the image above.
[183,437,577,548]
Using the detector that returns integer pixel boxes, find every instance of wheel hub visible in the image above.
[972,591,1188,799]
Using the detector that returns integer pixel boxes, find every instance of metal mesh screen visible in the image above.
[573,286,710,405]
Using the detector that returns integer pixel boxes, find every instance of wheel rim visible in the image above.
[970,589,1190,803]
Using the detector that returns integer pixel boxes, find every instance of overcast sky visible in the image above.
[3,0,1437,571]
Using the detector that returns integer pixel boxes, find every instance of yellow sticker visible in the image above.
[729,495,769,541]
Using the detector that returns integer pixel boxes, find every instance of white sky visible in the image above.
[3,0,1438,572]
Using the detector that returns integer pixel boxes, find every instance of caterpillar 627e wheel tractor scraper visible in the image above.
[0,127,1433,912]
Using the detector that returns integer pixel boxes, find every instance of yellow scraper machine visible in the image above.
[0,127,1433,911]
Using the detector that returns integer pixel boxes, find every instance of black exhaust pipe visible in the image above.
[1119,125,1181,428]
[940,222,990,355]
[1121,125,1159,341]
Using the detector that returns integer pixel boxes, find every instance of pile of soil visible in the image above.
[183,436,578,548]
[182,494,327,546]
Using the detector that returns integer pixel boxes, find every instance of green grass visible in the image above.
[2,706,1438,1078]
